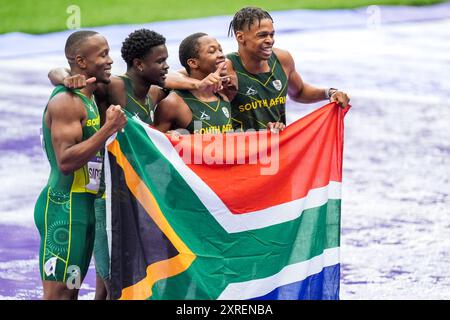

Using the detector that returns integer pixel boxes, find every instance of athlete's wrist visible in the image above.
[325,88,338,101]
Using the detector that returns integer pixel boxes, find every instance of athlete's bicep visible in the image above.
[154,97,176,133]
[274,48,305,98]
[154,93,192,132]
[47,96,84,168]
[287,68,305,98]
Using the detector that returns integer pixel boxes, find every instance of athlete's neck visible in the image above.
[238,49,270,74]
[126,69,151,100]
[80,84,96,99]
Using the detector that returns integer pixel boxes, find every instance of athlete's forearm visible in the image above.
[48,68,70,86]
[164,71,200,90]
[289,82,327,104]
[58,123,116,175]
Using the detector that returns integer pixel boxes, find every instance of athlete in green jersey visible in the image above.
[224,7,350,131]
[154,33,235,134]
[172,89,233,134]
[34,31,126,300]
[117,74,156,124]
[226,51,287,130]
[48,29,222,299]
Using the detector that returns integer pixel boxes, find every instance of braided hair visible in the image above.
[121,29,166,68]
[228,7,273,37]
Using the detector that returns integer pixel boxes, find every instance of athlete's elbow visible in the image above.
[58,159,76,175]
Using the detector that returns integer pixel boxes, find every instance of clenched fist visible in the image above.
[105,105,127,133]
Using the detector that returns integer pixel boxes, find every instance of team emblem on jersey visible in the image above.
[272,80,282,91]
[200,111,210,121]
[245,86,258,96]
[222,107,230,118]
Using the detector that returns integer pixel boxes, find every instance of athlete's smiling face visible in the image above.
[237,18,275,61]
[139,44,169,87]
[194,35,226,76]
[80,35,113,84]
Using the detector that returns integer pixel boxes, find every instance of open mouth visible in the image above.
[105,68,112,76]
[261,47,273,56]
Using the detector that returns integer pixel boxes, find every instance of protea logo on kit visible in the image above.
[272,80,282,91]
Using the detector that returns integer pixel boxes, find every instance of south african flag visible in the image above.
[104,102,349,300]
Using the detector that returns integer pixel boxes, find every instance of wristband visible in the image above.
[326,88,338,100]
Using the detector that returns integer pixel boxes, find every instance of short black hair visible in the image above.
[228,7,273,37]
[121,29,166,68]
[178,32,207,74]
[65,30,98,61]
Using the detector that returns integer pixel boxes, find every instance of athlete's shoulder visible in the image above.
[105,75,126,106]
[159,91,191,115]
[159,91,186,109]
[47,88,85,119]
[273,48,295,72]
[273,48,294,62]
[107,75,126,93]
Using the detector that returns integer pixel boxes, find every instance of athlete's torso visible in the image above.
[175,90,234,134]
[119,74,156,125]
[227,52,288,130]
[41,85,103,195]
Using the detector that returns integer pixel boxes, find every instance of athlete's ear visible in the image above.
[75,55,87,69]
[235,31,245,45]
[187,58,199,71]
[133,58,144,72]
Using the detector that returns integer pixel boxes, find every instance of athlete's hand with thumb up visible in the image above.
[63,74,96,89]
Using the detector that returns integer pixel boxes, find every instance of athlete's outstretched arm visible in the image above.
[164,71,201,91]
[274,48,328,104]
[275,48,350,107]
[47,94,126,175]
[164,63,231,94]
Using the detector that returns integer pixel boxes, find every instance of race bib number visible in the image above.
[85,155,103,192]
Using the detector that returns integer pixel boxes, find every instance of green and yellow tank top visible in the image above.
[227,52,288,131]
[119,74,155,125]
[41,85,103,196]
[175,90,234,134]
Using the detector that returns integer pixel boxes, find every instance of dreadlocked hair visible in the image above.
[228,7,273,37]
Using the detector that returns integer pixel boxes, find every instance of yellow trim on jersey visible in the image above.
[235,59,278,87]
[127,93,150,116]
[42,187,51,280]
[183,97,221,113]
[63,191,73,282]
